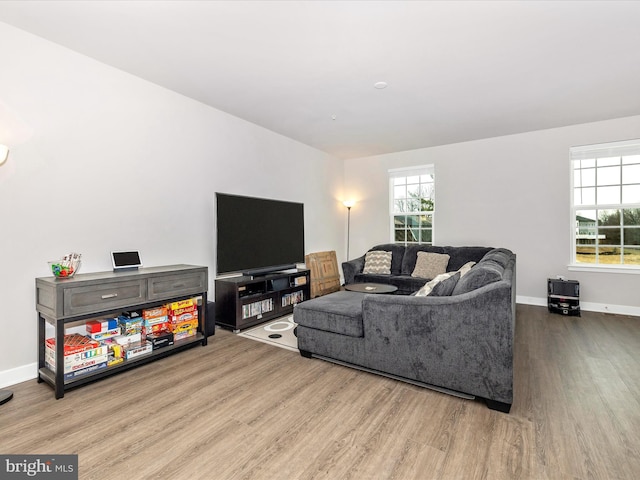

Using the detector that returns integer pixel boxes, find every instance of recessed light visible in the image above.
[374,81,388,89]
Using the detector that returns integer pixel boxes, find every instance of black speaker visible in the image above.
[548,278,580,316]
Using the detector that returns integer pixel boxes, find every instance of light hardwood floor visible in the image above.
[1,304,639,479]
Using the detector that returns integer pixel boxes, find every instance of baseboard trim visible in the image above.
[517,295,640,317]
[0,363,37,389]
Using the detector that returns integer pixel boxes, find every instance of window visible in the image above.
[571,139,640,268]
[389,166,435,245]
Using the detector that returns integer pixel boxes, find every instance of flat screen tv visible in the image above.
[215,193,305,276]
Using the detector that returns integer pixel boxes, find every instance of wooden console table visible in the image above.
[35,264,208,399]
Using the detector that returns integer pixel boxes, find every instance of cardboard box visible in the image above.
[169,299,194,311]
[113,333,142,345]
[86,318,118,334]
[46,353,109,374]
[124,341,153,360]
[169,304,197,317]
[143,306,168,320]
[173,329,197,341]
[45,334,101,356]
[63,361,108,380]
[170,318,198,334]
[146,331,174,350]
[45,345,109,366]
[143,316,168,327]
[118,316,143,336]
[169,311,198,324]
[143,321,169,335]
[89,327,121,341]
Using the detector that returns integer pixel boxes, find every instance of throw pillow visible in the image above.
[429,271,461,296]
[451,263,502,295]
[411,251,451,279]
[415,271,457,297]
[457,261,476,277]
[362,250,392,275]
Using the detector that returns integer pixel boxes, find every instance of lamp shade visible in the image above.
[0,144,8,166]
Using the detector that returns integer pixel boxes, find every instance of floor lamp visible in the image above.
[343,200,355,260]
[1,147,13,405]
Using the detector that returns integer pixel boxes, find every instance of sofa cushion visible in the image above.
[480,248,512,267]
[443,246,493,271]
[362,250,392,275]
[411,251,450,279]
[369,244,406,275]
[354,273,394,285]
[293,291,364,337]
[452,261,503,295]
[401,245,447,275]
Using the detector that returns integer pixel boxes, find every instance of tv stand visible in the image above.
[215,268,310,332]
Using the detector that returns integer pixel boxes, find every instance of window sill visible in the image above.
[568,264,640,275]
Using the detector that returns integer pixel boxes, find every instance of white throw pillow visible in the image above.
[362,250,392,275]
[457,261,476,277]
[411,251,450,279]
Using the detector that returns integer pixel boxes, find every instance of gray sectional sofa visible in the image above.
[294,245,516,412]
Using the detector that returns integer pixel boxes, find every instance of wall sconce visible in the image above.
[0,144,9,166]
[343,200,356,260]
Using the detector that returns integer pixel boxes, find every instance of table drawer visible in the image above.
[148,271,207,301]
[63,280,147,316]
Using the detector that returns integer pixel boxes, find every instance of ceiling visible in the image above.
[1,1,640,159]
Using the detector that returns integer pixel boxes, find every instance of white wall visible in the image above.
[0,23,345,387]
[345,116,640,314]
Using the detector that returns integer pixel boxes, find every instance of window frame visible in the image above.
[569,139,640,274]
[388,165,435,246]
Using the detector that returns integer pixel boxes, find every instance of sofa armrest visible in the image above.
[342,254,366,285]
[361,281,514,404]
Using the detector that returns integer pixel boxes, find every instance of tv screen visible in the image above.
[215,193,305,276]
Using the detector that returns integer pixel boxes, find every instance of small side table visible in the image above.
[344,283,398,294]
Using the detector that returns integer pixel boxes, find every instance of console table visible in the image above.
[35,264,208,399]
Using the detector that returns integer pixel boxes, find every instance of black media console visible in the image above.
[215,268,310,332]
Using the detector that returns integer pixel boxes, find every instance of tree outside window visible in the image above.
[389,167,435,245]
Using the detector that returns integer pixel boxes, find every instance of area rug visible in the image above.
[237,316,298,352]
